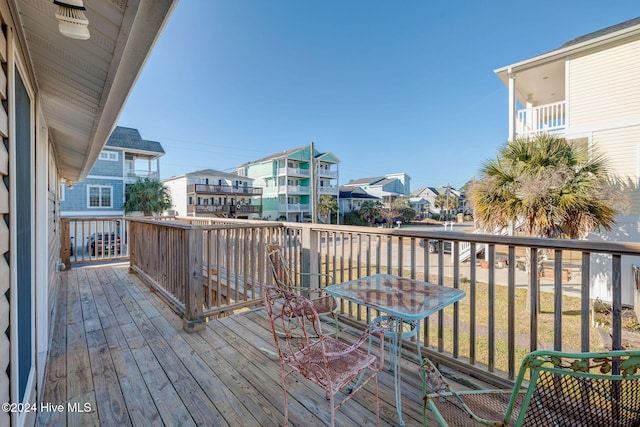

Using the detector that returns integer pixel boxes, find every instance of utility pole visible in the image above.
[310,141,318,223]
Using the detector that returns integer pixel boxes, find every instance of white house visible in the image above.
[495,16,640,305]
[164,169,262,219]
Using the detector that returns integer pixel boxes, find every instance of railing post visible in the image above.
[61,218,70,267]
[129,220,136,273]
[184,226,205,332]
[301,226,320,291]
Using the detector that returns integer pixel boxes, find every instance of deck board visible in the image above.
[38,263,472,426]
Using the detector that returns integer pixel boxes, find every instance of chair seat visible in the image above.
[427,389,524,426]
[310,295,338,315]
[289,338,377,396]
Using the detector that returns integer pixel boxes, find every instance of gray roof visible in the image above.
[343,177,385,187]
[106,126,165,154]
[186,168,245,180]
[560,16,640,48]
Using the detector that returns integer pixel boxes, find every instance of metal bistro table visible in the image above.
[325,273,466,426]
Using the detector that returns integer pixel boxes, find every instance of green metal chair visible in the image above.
[420,349,640,426]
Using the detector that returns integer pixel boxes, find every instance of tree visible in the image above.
[124,178,172,216]
[379,198,416,227]
[470,134,617,311]
[434,189,459,220]
[317,194,338,224]
[358,200,382,226]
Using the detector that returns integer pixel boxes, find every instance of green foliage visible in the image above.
[317,194,338,223]
[358,200,383,225]
[124,178,172,215]
[470,134,617,239]
[342,212,368,226]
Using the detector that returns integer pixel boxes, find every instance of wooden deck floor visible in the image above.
[38,263,465,426]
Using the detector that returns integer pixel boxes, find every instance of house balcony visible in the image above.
[55,217,640,425]
[186,204,262,216]
[285,185,309,194]
[278,167,309,177]
[516,100,566,137]
[318,185,339,195]
[187,183,263,196]
[278,203,310,211]
[318,168,338,178]
[125,169,159,181]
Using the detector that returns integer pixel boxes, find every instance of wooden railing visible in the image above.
[62,216,640,389]
[61,217,130,265]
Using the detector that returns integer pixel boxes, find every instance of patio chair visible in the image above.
[266,243,340,336]
[420,349,640,426]
[264,285,387,427]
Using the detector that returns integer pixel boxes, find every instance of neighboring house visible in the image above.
[342,173,411,206]
[60,126,165,217]
[409,196,431,219]
[494,16,640,304]
[164,169,262,219]
[237,145,339,222]
[411,187,440,217]
[0,1,176,425]
[339,187,381,215]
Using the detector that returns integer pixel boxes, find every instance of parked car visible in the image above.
[419,239,452,254]
[87,232,121,256]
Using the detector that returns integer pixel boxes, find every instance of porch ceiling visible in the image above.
[13,0,177,182]
[495,60,565,107]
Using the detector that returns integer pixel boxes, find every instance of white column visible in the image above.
[508,68,516,142]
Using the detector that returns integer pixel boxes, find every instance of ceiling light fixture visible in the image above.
[53,0,90,40]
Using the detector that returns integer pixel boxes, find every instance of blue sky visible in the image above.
[118,1,638,190]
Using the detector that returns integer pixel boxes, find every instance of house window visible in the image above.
[88,185,112,208]
[59,183,65,201]
[99,151,118,161]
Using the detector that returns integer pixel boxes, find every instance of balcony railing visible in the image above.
[318,185,339,195]
[126,169,159,180]
[278,167,309,177]
[318,168,338,178]
[61,217,640,389]
[277,203,310,211]
[186,204,262,215]
[187,183,263,195]
[516,100,566,136]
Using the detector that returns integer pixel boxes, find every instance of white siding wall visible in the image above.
[164,176,187,216]
[568,37,640,128]
[592,126,640,185]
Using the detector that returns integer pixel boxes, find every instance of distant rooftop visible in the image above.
[106,126,165,154]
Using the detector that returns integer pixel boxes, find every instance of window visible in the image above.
[99,150,118,161]
[88,186,112,208]
[59,183,65,201]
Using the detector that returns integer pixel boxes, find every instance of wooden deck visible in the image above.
[38,263,472,426]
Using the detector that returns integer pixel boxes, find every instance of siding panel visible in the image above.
[569,37,640,127]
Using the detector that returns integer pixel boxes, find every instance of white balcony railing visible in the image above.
[126,170,159,180]
[286,185,309,194]
[278,203,310,211]
[278,167,310,177]
[318,185,339,195]
[318,168,338,178]
[516,101,566,136]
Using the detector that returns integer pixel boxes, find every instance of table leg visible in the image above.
[394,322,405,427]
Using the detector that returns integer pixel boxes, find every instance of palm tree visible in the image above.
[470,134,617,311]
[434,188,459,221]
[124,178,172,216]
[317,194,338,224]
[359,200,382,226]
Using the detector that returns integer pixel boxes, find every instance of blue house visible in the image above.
[61,126,165,217]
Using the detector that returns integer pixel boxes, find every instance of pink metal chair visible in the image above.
[264,285,387,426]
[266,243,340,335]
